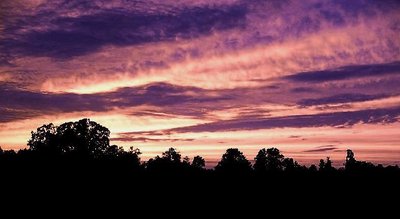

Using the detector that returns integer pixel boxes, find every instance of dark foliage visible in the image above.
[27,118,111,158]
[215,148,252,175]
[0,119,399,185]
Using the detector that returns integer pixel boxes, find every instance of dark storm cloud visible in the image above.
[1,2,247,58]
[285,62,400,82]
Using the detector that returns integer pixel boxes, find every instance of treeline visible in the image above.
[0,118,399,178]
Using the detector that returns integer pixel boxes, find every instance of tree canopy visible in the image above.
[215,148,252,174]
[28,118,111,158]
[1,118,399,180]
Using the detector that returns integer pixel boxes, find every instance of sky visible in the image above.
[1,0,400,167]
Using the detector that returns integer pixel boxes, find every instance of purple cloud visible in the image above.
[169,107,400,133]
[1,2,247,58]
[285,62,400,83]
[303,145,338,153]
[110,136,194,143]
[297,93,390,106]
[0,82,230,122]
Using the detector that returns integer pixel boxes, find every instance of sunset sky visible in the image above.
[1,0,400,167]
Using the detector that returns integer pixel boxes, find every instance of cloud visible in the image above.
[285,62,400,82]
[1,0,399,95]
[290,87,318,93]
[288,135,301,139]
[0,108,41,123]
[110,136,194,143]
[2,74,400,124]
[0,83,107,111]
[298,93,390,106]
[1,2,247,58]
[1,0,400,164]
[169,106,400,133]
[303,145,337,153]
[0,82,231,122]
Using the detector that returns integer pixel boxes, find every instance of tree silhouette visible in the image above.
[27,123,58,155]
[265,147,284,172]
[309,164,318,172]
[104,145,124,157]
[28,119,111,158]
[254,148,285,173]
[105,146,141,166]
[319,157,334,173]
[192,156,205,169]
[146,148,185,173]
[215,148,252,174]
[345,149,356,170]
[254,148,268,173]
[162,147,182,163]
[183,156,190,165]
[319,159,325,171]
[57,119,110,158]
[282,158,301,172]
[344,149,375,173]
[2,118,400,182]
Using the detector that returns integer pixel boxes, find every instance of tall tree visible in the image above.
[215,148,252,174]
[254,148,268,173]
[162,148,181,163]
[192,156,205,169]
[254,148,285,173]
[265,147,284,172]
[319,157,334,172]
[345,149,356,170]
